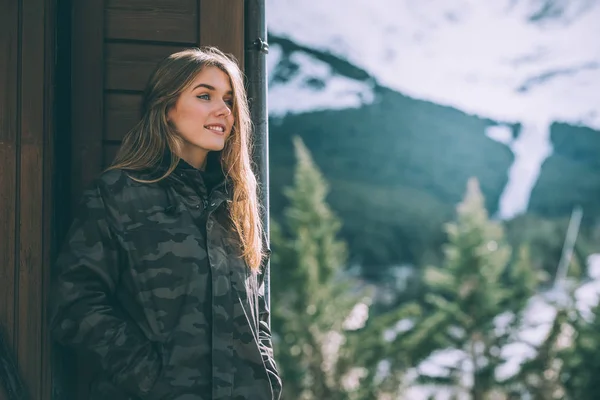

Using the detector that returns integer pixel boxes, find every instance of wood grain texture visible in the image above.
[1,0,56,398]
[106,43,187,91]
[0,0,19,372]
[17,0,46,396]
[199,0,245,66]
[41,0,56,396]
[105,92,143,141]
[106,0,198,43]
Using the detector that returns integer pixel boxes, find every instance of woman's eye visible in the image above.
[197,94,210,100]
[225,99,234,107]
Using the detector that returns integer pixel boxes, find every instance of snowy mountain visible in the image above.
[265,4,600,397]
[267,0,600,220]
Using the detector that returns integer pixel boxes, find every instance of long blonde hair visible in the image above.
[107,47,264,271]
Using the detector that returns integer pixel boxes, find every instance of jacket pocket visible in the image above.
[88,340,164,400]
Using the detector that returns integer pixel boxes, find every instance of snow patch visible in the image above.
[268,44,375,117]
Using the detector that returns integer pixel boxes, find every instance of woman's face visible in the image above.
[168,66,235,168]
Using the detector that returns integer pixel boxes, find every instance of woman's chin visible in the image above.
[207,141,226,152]
[198,138,226,152]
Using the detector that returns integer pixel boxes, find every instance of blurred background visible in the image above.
[263,1,600,399]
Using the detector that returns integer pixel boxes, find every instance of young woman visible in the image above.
[50,47,281,400]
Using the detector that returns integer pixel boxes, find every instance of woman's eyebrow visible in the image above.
[192,83,233,95]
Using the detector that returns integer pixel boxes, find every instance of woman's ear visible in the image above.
[165,103,176,123]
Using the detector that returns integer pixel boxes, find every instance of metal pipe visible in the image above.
[244,0,271,312]
[554,205,583,288]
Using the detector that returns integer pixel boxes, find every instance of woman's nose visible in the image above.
[215,101,232,117]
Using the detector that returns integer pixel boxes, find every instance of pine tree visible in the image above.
[270,137,373,399]
[515,306,571,400]
[559,300,600,399]
[384,178,541,399]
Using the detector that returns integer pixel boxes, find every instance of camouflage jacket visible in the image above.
[50,160,282,400]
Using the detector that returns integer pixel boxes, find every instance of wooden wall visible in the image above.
[0,0,246,399]
[0,0,56,399]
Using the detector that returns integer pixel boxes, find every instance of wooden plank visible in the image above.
[17,147,44,400]
[41,0,57,397]
[105,43,186,91]
[71,0,104,208]
[105,93,143,141]
[18,0,46,394]
[0,0,19,365]
[106,0,198,43]
[199,0,245,66]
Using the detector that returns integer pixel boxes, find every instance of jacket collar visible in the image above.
[168,151,232,200]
